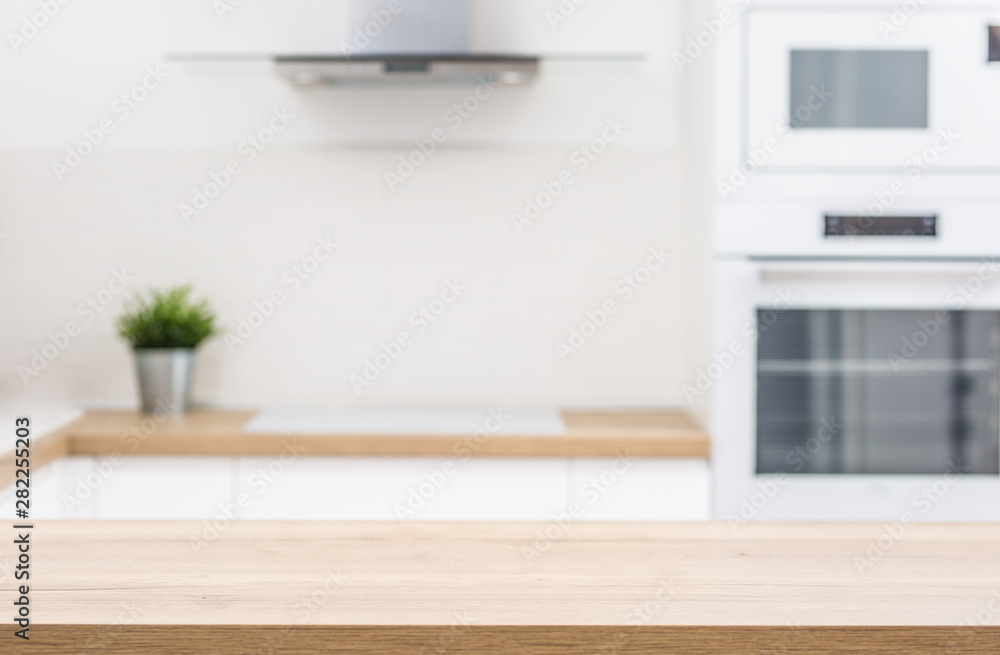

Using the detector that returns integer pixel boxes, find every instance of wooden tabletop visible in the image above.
[7,521,999,654]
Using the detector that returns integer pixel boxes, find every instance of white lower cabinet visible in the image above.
[19,456,710,521]
[2,458,64,520]
[569,458,711,521]
[232,457,571,521]
[58,456,236,520]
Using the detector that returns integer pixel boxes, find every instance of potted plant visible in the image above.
[117,285,217,415]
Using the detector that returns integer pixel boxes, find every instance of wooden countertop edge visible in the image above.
[20,625,1000,655]
[1,410,710,490]
[66,430,711,458]
[0,419,77,491]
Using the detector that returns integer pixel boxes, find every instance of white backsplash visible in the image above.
[0,0,711,411]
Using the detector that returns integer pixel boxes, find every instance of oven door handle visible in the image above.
[759,261,1000,284]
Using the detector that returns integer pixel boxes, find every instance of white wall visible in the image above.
[0,0,708,410]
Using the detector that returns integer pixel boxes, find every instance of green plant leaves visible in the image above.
[117,285,217,350]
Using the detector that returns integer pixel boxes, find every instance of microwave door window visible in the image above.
[756,310,1000,475]
[789,50,929,129]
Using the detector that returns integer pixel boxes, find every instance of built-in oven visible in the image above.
[712,207,1000,521]
[745,5,1000,172]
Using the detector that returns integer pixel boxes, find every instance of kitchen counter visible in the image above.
[1,410,710,489]
[8,521,999,654]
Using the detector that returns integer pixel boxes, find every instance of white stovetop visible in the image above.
[243,407,567,435]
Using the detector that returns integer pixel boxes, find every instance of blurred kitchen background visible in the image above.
[0,0,712,414]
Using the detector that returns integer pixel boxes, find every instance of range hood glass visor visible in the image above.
[349,0,469,55]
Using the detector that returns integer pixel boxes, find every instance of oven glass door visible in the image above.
[746,8,1000,170]
[713,260,1000,521]
[757,309,1000,476]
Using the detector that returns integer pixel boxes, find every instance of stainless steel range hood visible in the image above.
[276,0,538,85]
[276,54,538,85]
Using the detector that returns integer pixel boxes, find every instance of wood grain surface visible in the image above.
[3,521,998,653]
[13,625,1000,654]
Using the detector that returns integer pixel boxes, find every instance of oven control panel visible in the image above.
[824,214,937,237]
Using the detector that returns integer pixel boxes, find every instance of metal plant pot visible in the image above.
[134,349,194,415]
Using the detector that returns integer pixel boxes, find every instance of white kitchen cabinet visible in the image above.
[1,458,93,520]
[232,457,571,521]
[745,8,1000,171]
[31,461,62,518]
[8,456,710,521]
[234,457,432,521]
[79,457,236,520]
[400,458,572,521]
[51,457,100,519]
[2,459,62,520]
[569,458,711,521]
